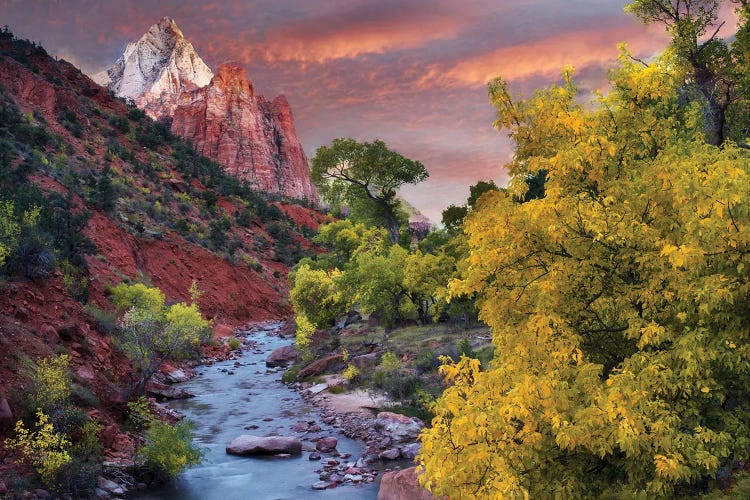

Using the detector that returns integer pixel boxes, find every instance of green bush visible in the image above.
[281,365,301,384]
[125,396,154,432]
[228,337,241,350]
[140,420,202,479]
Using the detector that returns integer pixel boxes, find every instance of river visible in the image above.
[136,322,380,500]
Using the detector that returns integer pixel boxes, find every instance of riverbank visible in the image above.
[133,320,384,499]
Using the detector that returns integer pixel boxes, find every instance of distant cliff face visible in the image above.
[93,17,213,119]
[170,64,318,201]
[94,18,317,202]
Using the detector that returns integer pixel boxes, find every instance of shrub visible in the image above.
[140,420,202,479]
[126,396,154,432]
[107,115,130,134]
[228,337,241,350]
[281,365,301,384]
[342,364,359,381]
[85,305,116,335]
[112,283,210,393]
[5,409,72,486]
[60,259,89,302]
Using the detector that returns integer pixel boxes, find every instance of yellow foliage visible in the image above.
[5,410,72,486]
[34,354,72,411]
[419,49,750,498]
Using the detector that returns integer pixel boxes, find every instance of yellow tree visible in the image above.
[419,50,750,498]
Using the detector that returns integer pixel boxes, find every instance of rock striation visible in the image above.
[171,63,318,201]
[94,18,318,202]
[93,17,213,119]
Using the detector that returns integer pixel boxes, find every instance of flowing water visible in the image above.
[136,322,380,500]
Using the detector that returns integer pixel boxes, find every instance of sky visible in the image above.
[0,0,730,222]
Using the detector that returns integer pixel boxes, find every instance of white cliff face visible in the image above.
[93,17,213,119]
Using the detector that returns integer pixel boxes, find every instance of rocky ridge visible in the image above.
[171,63,318,201]
[95,18,318,202]
[93,16,213,119]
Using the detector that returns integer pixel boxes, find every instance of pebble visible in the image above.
[312,481,328,490]
[309,452,321,460]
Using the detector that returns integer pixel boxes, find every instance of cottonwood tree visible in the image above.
[626,0,750,145]
[112,283,210,394]
[418,47,750,498]
[311,138,428,244]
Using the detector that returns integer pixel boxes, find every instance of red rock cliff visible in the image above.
[170,63,318,202]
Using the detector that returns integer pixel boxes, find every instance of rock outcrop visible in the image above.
[266,345,300,367]
[374,412,425,444]
[377,467,438,500]
[94,17,213,119]
[94,18,318,203]
[170,63,318,201]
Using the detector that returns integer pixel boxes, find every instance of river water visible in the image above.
[136,322,380,500]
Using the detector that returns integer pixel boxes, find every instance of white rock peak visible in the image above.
[93,16,214,118]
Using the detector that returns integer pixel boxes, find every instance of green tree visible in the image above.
[440,204,468,233]
[419,48,750,499]
[403,251,455,324]
[311,138,428,244]
[93,166,118,212]
[111,283,211,393]
[341,243,411,328]
[626,0,750,145]
[289,264,348,329]
[466,180,500,209]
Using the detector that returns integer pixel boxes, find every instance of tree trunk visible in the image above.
[383,206,400,245]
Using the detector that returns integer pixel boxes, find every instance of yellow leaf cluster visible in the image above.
[419,48,750,498]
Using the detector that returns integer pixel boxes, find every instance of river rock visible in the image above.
[306,383,329,395]
[266,345,300,367]
[377,467,438,500]
[97,476,126,496]
[312,481,328,490]
[379,448,401,460]
[401,442,422,461]
[375,412,424,443]
[163,366,192,383]
[146,382,194,400]
[316,437,338,453]
[351,352,381,370]
[309,452,321,460]
[226,435,302,456]
[297,354,344,379]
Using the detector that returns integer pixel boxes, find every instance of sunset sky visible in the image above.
[0,0,715,221]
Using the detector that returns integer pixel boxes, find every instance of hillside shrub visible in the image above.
[140,420,202,479]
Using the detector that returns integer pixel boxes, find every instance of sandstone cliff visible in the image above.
[171,63,318,201]
[94,18,317,203]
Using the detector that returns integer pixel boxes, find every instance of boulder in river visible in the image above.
[226,435,302,456]
[375,412,424,443]
[377,467,439,500]
[146,382,194,400]
[266,345,300,367]
[315,436,338,453]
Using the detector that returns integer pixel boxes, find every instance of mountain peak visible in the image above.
[155,16,184,38]
[92,17,213,117]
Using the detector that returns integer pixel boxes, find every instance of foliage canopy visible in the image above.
[419,37,750,500]
[311,138,428,244]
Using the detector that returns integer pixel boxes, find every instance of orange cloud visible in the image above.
[422,23,670,89]
[260,14,469,63]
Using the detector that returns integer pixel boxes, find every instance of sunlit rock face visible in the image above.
[94,17,214,119]
[94,18,317,202]
[171,63,318,202]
